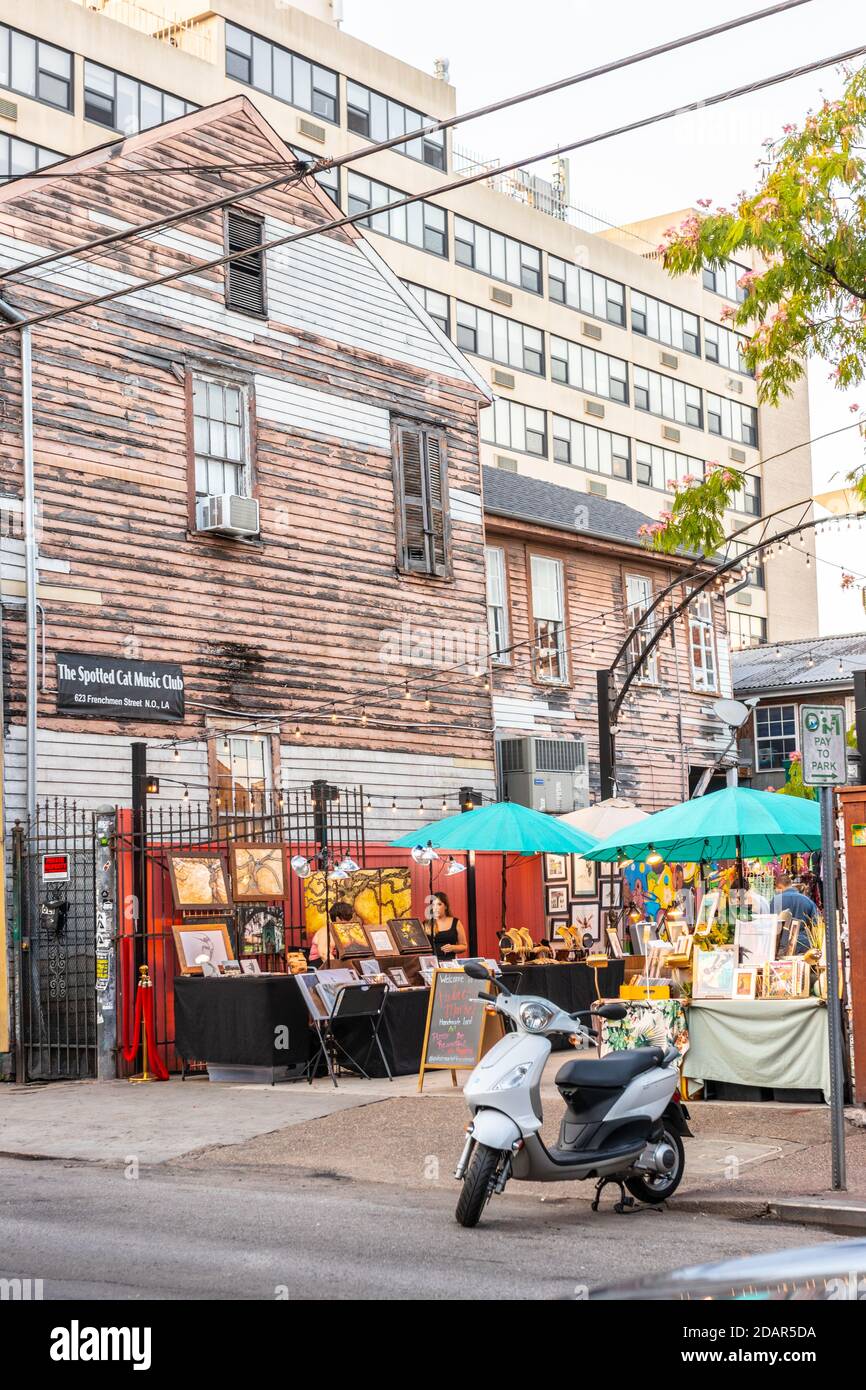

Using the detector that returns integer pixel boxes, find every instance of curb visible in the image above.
[672,1191,866,1234]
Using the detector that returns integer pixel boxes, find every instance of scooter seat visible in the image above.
[555,1047,665,1089]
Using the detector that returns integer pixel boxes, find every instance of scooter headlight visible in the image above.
[492,1061,533,1091]
[518,1001,555,1033]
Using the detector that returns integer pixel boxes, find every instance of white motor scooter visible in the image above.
[454,962,691,1227]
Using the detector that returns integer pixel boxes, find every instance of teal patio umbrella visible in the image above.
[391,800,598,943]
[391,800,598,855]
[583,786,821,864]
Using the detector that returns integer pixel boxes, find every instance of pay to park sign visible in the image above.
[800,704,847,787]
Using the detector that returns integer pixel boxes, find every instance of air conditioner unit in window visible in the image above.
[195,493,259,538]
[497,735,589,812]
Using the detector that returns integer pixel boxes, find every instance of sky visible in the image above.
[341,0,866,636]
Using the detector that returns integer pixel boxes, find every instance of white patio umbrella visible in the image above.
[558,797,649,840]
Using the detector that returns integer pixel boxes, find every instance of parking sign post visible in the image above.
[801,704,847,1191]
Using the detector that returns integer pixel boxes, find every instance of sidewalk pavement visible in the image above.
[2,1063,866,1232]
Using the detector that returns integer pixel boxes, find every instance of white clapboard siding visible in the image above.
[254,373,390,449]
[279,743,496,842]
[717,632,733,699]
[492,696,575,732]
[265,222,474,383]
[449,488,483,527]
[10,213,479,389]
[2,726,209,824]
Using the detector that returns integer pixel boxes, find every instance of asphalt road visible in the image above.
[0,1154,838,1301]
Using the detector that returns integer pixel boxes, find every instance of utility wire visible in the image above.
[1,39,863,339]
[0,0,816,284]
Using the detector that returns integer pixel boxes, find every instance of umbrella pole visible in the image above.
[501,853,507,936]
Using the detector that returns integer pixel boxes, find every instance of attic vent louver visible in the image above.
[225,211,266,317]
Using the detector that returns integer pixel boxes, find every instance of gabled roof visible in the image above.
[0,96,491,401]
[483,466,663,552]
[733,631,866,696]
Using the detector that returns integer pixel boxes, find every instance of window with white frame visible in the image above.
[481,398,547,456]
[754,704,798,771]
[707,393,758,447]
[454,217,542,294]
[456,301,544,375]
[634,366,702,430]
[728,539,765,589]
[687,592,718,692]
[550,336,628,403]
[729,471,761,515]
[485,546,510,664]
[626,573,658,684]
[552,415,630,479]
[531,555,567,683]
[630,290,700,356]
[346,80,446,170]
[347,171,447,256]
[193,377,250,500]
[635,440,704,492]
[402,280,450,336]
[215,734,272,813]
[703,258,750,302]
[704,320,752,375]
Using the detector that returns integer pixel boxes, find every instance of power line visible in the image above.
[0,0,816,285]
[1,39,863,339]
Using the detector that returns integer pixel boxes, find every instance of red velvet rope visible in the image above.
[121,955,169,1081]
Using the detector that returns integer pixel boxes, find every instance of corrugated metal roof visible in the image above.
[733,632,866,694]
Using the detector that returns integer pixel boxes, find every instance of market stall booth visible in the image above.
[584,786,832,1102]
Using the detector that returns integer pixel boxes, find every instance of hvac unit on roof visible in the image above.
[195,493,260,538]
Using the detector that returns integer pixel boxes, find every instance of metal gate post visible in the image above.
[11,820,25,1082]
[94,808,117,1080]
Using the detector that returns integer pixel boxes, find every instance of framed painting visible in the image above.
[387,917,431,954]
[328,918,372,959]
[230,843,285,901]
[167,853,231,911]
[172,922,234,975]
[733,966,757,1000]
[543,853,568,883]
[734,916,780,970]
[570,857,597,898]
[237,902,284,956]
[693,946,737,1000]
[365,923,398,956]
[546,884,569,917]
[599,878,620,910]
[570,901,600,944]
[606,925,623,958]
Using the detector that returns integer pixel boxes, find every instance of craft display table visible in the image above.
[682,997,830,1102]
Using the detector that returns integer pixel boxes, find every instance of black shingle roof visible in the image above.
[482,465,654,548]
[732,632,866,694]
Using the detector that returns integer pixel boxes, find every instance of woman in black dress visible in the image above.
[430,891,468,960]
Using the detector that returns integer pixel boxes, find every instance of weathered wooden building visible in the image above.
[482,467,734,809]
[0,96,499,839]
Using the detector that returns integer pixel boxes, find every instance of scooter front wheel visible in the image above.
[455,1143,503,1227]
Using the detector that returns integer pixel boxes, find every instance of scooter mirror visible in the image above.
[462,961,491,981]
[594,1003,627,1022]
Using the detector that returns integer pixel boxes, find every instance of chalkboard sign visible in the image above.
[417,969,504,1091]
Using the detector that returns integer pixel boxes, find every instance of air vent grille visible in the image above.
[298,117,326,143]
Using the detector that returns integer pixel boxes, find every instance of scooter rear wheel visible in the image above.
[625,1127,685,1205]
[455,1143,502,1227]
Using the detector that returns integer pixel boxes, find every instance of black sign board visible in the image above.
[420,970,489,1071]
[55,652,185,723]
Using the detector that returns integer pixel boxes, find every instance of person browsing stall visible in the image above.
[772,871,818,952]
[309,900,354,967]
[430,891,468,960]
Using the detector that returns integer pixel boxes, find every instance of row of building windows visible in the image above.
[225,22,338,124]
[486,545,721,692]
[83,61,196,134]
[480,398,762,509]
[0,132,61,181]
[347,171,447,256]
[455,301,544,376]
[346,79,445,169]
[0,23,72,110]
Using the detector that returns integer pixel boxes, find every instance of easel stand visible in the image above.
[307,982,392,1089]
[417,1007,504,1092]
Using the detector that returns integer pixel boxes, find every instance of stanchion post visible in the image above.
[820,784,847,1191]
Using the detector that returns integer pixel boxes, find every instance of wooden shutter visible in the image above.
[393,422,451,577]
[226,211,266,316]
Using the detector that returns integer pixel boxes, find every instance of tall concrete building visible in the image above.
[0,0,817,652]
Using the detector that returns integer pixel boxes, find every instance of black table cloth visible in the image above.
[500,961,625,1015]
[174,976,312,1068]
[335,987,430,1078]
